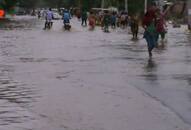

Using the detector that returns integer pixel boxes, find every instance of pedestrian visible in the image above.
[156,11,167,43]
[111,12,117,29]
[76,9,81,21]
[155,6,172,43]
[189,24,191,31]
[88,11,96,30]
[81,9,88,26]
[103,11,111,32]
[130,15,139,39]
[38,10,41,19]
[116,14,121,27]
[120,12,126,29]
[142,6,158,57]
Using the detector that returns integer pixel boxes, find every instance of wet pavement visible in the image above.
[0,16,191,130]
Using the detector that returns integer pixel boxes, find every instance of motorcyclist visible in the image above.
[63,9,71,25]
[38,10,41,19]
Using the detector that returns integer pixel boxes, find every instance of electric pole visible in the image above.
[125,0,128,12]
[188,0,191,30]
[101,0,105,8]
[144,0,147,13]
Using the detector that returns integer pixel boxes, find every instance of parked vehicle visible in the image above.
[53,12,62,20]
[15,8,27,15]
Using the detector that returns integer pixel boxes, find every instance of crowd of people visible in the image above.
[41,3,169,58]
[79,10,137,33]
[78,6,168,57]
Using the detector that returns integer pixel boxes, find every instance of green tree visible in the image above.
[0,0,17,13]
[17,0,39,9]
[0,0,17,10]
[43,0,64,8]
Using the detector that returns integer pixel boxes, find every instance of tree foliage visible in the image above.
[1,0,176,15]
[17,0,39,9]
[0,0,17,12]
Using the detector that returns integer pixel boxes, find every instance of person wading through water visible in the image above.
[88,11,96,30]
[130,15,139,39]
[142,4,158,57]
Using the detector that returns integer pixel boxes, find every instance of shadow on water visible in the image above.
[126,58,160,96]
[142,58,159,82]
[187,33,191,46]
[126,27,191,125]
[146,58,157,70]
[0,64,39,126]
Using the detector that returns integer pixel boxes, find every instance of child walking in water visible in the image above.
[156,10,167,43]
[130,15,139,39]
[88,11,96,30]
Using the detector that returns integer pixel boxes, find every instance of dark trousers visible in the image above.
[81,19,87,26]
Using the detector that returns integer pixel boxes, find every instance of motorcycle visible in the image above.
[63,19,71,31]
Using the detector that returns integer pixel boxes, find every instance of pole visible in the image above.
[101,0,104,8]
[125,0,128,12]
[159,0,164,12]
[188,0,191,30]
[144,0,147,13]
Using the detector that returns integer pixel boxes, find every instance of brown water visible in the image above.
[0,16,191,130]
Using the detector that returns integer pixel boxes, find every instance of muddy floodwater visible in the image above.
[0,16,191,130]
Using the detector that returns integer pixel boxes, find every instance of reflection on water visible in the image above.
[187,34,191,46]
[0,79,37,107]
[146,58,157,70]
[126,26,191,125]
[0,64,39,127]
[0,17,40,129]
[142,58,159,85]
[0,16,191,129]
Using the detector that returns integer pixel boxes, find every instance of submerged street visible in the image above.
[0,16,191,130]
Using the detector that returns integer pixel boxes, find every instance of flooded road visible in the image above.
[0,16,191,130]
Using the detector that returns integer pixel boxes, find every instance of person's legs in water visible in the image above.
[85,19,87,26]
[155,32,159,48]
[44,20,51,29]
[148,36,156,57]
[135,24,139,39]
[44,21,47,29]
[82,19,86,26]
[81,19,84,26]
[50,21,53,28]
[160,32,165,41]
[144,31,156,57]
[104,24,109,32]
[188,24,191,31]
[135,29,138,39]
[131,25,134,39]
